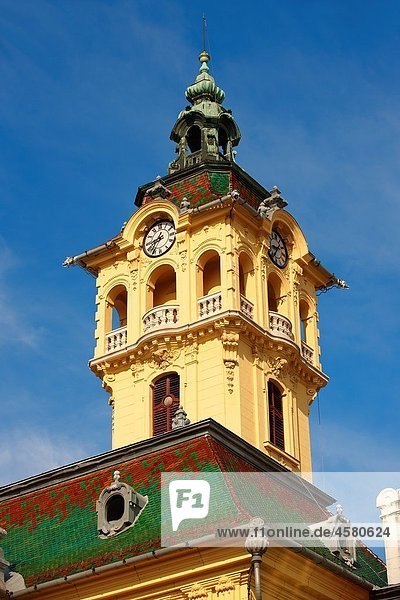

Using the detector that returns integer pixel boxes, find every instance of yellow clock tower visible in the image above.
[66,51,342,474]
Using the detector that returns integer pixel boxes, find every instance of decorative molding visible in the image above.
[221,329,239,394]
[215,575,235,594]
[150,348,180,370]
[260,255,267,281]
[185,340,198,362]
[90,312,328,393]
[267,356,288,378]
[179,249,188,272]
[224,360,236,394]
[186,582,208,599]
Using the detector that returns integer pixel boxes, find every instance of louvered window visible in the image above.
[268,381,285,451]
[152,373,180,436]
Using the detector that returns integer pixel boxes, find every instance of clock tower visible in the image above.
[66,51,340,474]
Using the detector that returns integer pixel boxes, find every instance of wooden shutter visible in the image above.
[268,381,285,451]
[152,373,180,436]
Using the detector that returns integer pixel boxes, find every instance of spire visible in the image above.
[169,49,241,174]
[185,51,225,105]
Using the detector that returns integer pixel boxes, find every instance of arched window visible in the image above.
[147,265,177,309]
[152,373,180,436]
[299,300,311,343]
[218,127,228,155]
[268,381,285,451]
[267,274,281,313]
[105,285,127,332]
[187,125,201,153]
[197,250,221,297]
[239,252,255,318]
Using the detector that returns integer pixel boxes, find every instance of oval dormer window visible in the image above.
[96,470,148,539]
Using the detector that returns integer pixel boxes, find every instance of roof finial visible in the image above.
[202,14,206,52]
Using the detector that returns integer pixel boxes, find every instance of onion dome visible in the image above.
[185,51,225,105]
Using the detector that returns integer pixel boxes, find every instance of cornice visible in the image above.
[90,311,328,392]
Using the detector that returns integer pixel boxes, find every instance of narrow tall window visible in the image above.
[152,373,180,436]
[268,381,285,451]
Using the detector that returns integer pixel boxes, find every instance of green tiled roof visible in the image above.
[0,434,387,589]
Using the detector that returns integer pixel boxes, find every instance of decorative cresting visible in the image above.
[169,51,241,174]
[96,470,148,539]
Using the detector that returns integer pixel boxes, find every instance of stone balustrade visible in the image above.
[198,292,222,318]
[142,305,179,332]
[240,294,254,319]
[106,326,127,353]
[269,311,293,340]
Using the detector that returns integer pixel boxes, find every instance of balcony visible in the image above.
[240,294,254,319]
[142,305,179,332]
[106,326,127,353]
[198,292,222,319]
[269,311,293,340]
[301,340,314,365]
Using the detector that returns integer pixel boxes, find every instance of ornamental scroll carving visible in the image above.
[221,330,239,394]
[267,356,288,378]
[150,348,179,370]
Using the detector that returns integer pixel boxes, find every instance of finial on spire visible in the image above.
[199,50,210,74]
[202,14,206,52]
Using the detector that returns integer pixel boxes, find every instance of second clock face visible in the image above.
[268,230,288,268]
[144,221,176,257]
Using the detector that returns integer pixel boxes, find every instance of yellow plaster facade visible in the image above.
[86,190,331,474]
[23,546,370,600]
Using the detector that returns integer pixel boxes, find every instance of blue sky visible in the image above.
[1,0,400,487]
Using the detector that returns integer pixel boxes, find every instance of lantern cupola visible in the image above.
[169,51,241,173]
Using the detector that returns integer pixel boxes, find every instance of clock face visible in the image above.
[268,230,288,268]
[143,221,176,257]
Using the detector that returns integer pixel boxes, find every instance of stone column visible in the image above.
[376,488,400,584]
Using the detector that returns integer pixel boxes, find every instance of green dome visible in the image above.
[185,51,225,104]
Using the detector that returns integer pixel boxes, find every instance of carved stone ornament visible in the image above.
[257,188,288,220]
[171,405,191,429]
[267,357,288,378]
[180,197,191,212]
[187,583,208,599]
[143,176,172,203]
[180,249,188,272]
[96,471,148,539]
[215,575,235,594]
[224,360,237,394]
[150,348,178,370]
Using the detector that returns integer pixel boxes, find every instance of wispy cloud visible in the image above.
[0,428,89,486]
[0,239,41,348]
[312,421,400,472]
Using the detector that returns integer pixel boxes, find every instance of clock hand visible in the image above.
[148,234,163,251]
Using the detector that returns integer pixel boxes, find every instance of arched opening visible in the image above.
[105,285,127,333]
[218,127,228,155]
[268,380,285,451]
[267,274,281,313]
[148,265,177,309]
[299,300,311,343]
[152,372,180,436]
[197,250,221,297]
[239,252,255,318]
[187,125,201,154]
